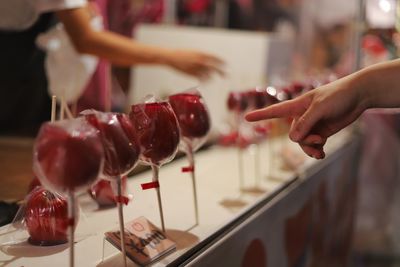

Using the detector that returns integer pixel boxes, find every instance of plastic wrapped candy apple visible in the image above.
[226,91,252,190]
[227,91,249,114]
[129,96,180,232]
[169,90,210,151]
[226,91,252,146]
[168,88,210,226]
[130,99,180,167]
[33,117,104,267]
[245,88,280,190]
[25,187,78,246]
[82,110,140,267]
[246,87,279,111]
[88,176,128,207]
[245,87,279,138]
[33,118,104,193]
[83,111,140,179]
[246,89,268,111]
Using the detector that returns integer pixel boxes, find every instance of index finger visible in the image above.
[245,98,307,122]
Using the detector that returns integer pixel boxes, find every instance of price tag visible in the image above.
[105,217,176,266]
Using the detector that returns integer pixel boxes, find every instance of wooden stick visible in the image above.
[60,98,65,120]
[68,192,75,267]
[187,149,199,226]
[152,166,165,232]
[51,96,57,122]
[63,102,74,119]
[116,178,127,267]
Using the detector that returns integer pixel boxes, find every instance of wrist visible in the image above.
[346,67,375,111]
[355,60,400,109]
[339,69,376,112]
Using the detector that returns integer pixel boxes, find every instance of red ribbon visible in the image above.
[141,181,160,190]
[181,166,195,173]
[114,195,130,205]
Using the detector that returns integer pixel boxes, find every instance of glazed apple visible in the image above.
[84,112,140,178]
[247,88,279,108]
[169,92,211,152]
[25,187,77,246]
[227,91,248,113]
[129,101,180,166]
[33,118,104,193]
[88,176,128,207]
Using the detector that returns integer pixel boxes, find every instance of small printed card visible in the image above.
[105,217,176,266]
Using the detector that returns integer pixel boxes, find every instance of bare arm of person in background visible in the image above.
[246,59,400,159]
[56,6,224,79]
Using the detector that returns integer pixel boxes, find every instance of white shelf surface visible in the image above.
[0,130,352,267]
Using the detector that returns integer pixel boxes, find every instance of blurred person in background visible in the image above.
[106,0,164,108]
[228,0,297,32]
[177,0,214,26]
[0,0,224,136]
[296,0,357,77]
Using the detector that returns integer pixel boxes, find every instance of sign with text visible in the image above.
[105,217,176,266]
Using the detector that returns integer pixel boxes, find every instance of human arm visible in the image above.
[56,6,224,79]
[245,59,400,159]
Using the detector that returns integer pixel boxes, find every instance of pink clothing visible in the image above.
[108,0,164,37]
[77,0,164,112]
[184,0,211,13]
[77,0,111,112]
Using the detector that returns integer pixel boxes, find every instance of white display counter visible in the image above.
[0,128,360,267]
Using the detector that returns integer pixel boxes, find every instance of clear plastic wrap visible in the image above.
[24,187,78,246]
[87,176,129,207]
[169,87,211,153]
[129,96,180,167]
[168,87,211,226]
[0,186,80,248]
[33,117,104,194]
[32,117,105,267]
[129,95,181,232]
[81,110,140,267]
[82,110,140,179]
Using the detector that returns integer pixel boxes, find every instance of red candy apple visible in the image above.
[88,176,128,207]
[25,187,78,246]
[169,92,210,152]
[129,101,180,166]
[84,112,140,178]
[33,118,104,193]
[227,91,249,113]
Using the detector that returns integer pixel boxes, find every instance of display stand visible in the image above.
[0,129,359,267]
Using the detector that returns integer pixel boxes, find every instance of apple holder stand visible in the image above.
[101,237,122,265]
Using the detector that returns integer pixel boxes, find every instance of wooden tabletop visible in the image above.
[0,137,34,202]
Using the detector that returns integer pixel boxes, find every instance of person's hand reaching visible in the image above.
[165,49,225,80]
[245,77,369,159]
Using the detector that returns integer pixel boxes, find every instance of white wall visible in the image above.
[129,25,292,135]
